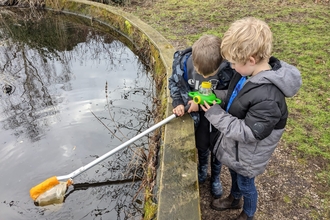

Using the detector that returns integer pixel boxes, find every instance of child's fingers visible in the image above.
[200,104,207,112]
[200,101,212,112]
[173,105,184,116]
[203,101,211,109]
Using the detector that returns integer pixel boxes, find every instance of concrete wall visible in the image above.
[45,1,200,219]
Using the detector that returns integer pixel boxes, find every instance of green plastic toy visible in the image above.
[188,82,221,105]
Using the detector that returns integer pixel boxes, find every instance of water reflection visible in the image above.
[0,8,154,220]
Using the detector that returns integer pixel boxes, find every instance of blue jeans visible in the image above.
[229,169,258,217]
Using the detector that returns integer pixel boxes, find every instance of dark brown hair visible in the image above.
[192,35,223,76]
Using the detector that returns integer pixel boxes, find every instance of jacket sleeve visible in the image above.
[244,100,282,140]
[204,101,281,143]
[168,50,192,108]
[168,71,185,108]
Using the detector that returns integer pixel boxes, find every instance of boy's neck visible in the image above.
[251,60,271,76]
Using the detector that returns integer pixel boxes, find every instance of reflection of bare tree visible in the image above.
[0,9,137,142]
[0,9,71,142]
[89,80,156,220]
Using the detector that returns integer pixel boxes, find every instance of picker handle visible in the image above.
[183,104,191,113]
[57,104,191,181]
[30,105,190,202]
[57,113,178,181]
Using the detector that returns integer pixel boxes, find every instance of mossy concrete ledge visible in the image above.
[45,0,200,219]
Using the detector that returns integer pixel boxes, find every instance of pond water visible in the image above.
[0,9,155,220]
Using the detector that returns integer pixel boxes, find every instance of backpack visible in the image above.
[172,47,192,83]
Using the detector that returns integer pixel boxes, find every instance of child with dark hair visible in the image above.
[169,35,234,198]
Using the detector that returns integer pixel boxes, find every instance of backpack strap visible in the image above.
[172,47,192,82]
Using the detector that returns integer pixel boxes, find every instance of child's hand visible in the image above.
[200,100,216,112]
[187,100,199,113]
[173,104,185,116]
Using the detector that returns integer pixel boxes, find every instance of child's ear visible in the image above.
[248,56,256,65]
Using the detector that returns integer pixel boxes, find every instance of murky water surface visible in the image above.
[0,9,154,220]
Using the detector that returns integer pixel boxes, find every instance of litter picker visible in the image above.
[29,106,189,206]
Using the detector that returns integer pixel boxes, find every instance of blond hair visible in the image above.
[221,17,273,64]
[192,35,223,76]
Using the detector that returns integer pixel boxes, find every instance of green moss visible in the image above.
[144,189,158,220]
[124,20,132,35]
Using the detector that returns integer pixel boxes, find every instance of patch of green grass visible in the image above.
[299,196,311,209]
[133,0,330,157]
[283,195,292,204]
[273,10,330,168]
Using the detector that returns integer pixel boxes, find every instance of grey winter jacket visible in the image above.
[205,57,302,178]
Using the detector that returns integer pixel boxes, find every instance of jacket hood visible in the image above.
[249,57,302,97]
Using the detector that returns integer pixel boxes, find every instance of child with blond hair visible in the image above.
[201,17,302,220]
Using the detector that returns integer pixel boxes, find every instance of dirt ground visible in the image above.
[198,140,325,220]
[121,1,328,219]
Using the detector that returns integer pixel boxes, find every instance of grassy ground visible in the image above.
[120,0,330,219]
